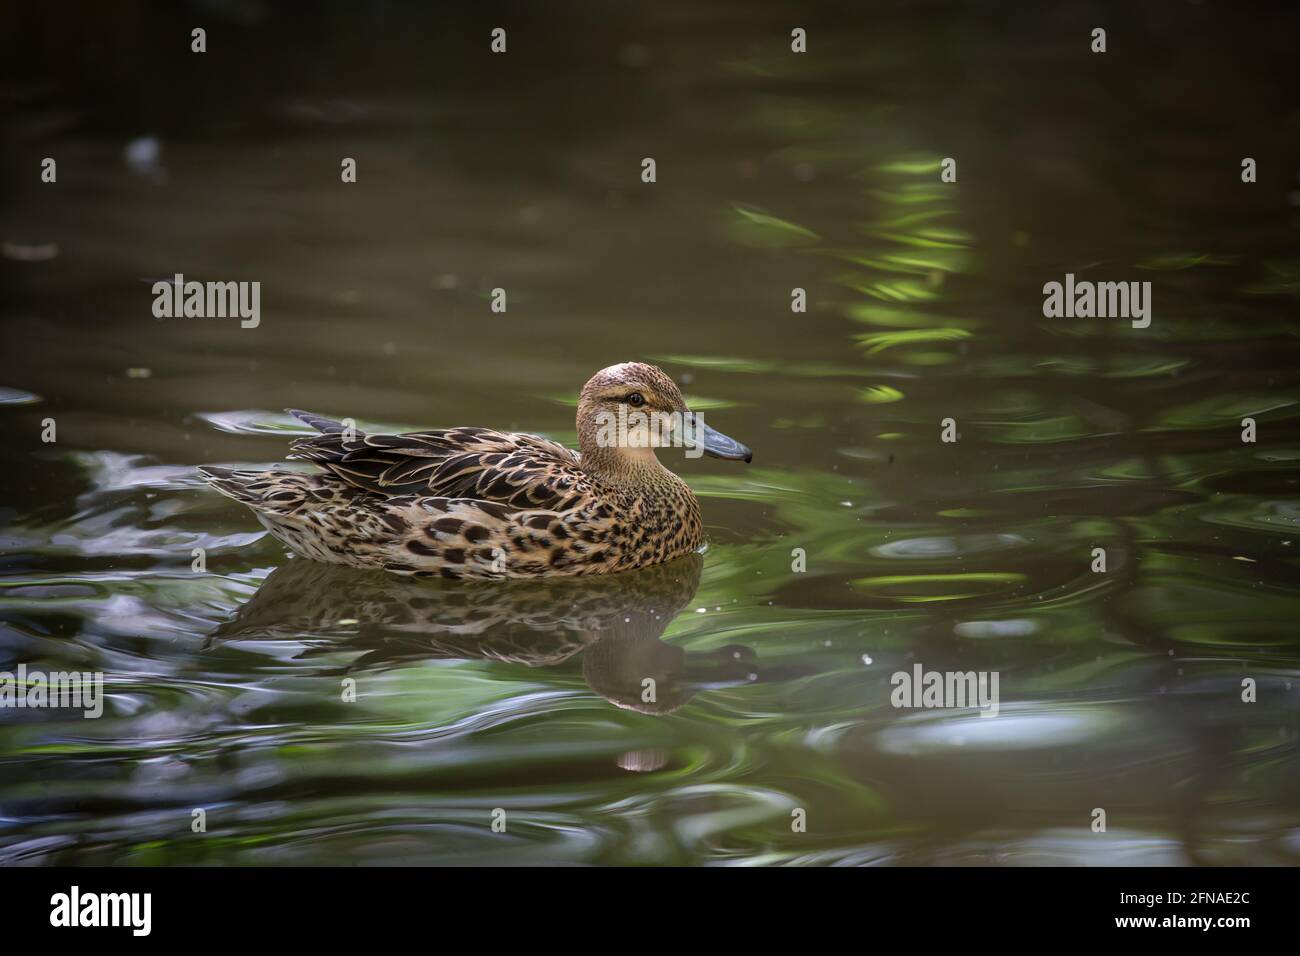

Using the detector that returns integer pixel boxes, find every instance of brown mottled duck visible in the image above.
[199,362,751,578]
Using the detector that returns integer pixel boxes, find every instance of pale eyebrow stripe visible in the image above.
[592,387,665,405]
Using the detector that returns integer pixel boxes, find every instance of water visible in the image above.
[2,1,1299,866]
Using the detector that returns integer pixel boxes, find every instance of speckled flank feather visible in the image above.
[199,363,745,579]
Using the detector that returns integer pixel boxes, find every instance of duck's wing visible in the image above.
[285,410,591,510]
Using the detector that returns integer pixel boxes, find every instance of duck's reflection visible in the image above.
[211,554,758,713]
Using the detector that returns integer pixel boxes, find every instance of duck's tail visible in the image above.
[285,409,354,435]
[199,466,403,567]
[198,466,288,508]
[200,466,371,521]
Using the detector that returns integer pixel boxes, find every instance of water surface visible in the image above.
[2,1,1299,865]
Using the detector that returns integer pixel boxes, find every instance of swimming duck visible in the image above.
[199,362,751,578]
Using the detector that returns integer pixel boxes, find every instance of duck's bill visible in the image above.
[698,422,753,463]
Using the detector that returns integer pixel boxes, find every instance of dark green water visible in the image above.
[2,2,1299,865]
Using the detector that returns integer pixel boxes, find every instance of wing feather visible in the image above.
[286,412,588,509]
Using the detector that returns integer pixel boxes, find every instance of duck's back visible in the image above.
[286,411,590,508]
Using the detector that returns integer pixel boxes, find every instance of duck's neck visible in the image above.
[579,442,673,488]
[577,400,677,489]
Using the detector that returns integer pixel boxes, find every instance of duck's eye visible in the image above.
[626,392,646,408]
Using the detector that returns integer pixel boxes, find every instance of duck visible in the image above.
[199,362,751,579]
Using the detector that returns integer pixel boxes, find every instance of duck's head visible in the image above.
[576,362,752,473]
